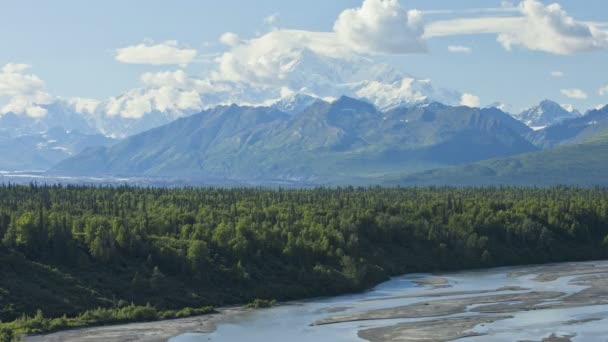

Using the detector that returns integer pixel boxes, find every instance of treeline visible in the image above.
[0,304,214,341]
[2,185,608,338]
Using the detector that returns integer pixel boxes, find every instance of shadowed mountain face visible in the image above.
[527,105,608,148]
[51,97,535,184]
[514,100,580,129]
[395,126,608,187]
[0,128,115,171]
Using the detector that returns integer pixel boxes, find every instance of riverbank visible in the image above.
[29,260,608,342]
[24,307,243,342]
[4,186,608,341]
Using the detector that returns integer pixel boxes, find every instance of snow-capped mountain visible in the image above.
[270,93,323,115]
[515,100,581,130]
[0,46,464,139]
[244,48,462,111]
[0,101,96,137]
[74,46,464,137]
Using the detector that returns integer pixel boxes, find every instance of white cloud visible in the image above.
[334,0,426,54]
[104,70,206,119]
[104,0,469,119]
[498,0,608,54]
[65,97,100,114]
[264,13,280,26]
[461,93,480,107]
[426,17,519,37]
[219,32,244,47]
[426,0,608,55]
[561,88,588,100]
[560,103,576,112]
[0,63,53,117]
[115,40,197,66]
[214,30,353,85]
[599,84,608,96]
[550,71,564,77]
[140,70,189,88]
[2,63,31,74]
[447,45,472,53]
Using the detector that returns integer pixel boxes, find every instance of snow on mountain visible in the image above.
[0,100,97,137]
[270,93,323,115]
[75,53,461,137]
[1,46,463,138]
[514,100,581,128]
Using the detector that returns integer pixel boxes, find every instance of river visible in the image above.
[171,261,608,342]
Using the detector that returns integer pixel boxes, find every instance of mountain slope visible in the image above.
[396,132,608,186]
[514,100,580,129]
[0,128,115,171]
[51,98,535,184]
[527,105,608,148]
[0,103,96,138]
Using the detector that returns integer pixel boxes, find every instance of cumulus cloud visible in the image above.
[550,71,564,77]
[104,0,608,119]
[0,63,53,117]
[334,0,426,54]
[105,88,203,119]
[561,88,588,100]
[498,0,608,54]
[461,93,480,107]
[426,0,608,55]
[214,30,353,85]
[115,40,197,66]
[219,32,244,47]
[65,97,100,113]
[447,45,472,53]
[599,84,608,96]
[104,70,207,119]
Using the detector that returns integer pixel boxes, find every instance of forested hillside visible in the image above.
[2,185,608,339]
[50,99,535,183]
[396,132,608,186]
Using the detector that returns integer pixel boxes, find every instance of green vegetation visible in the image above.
[396,136,608,186]
[51,99,534,184]
[0,304,214,341]
[2,185,608,339]
[244,299,277,309]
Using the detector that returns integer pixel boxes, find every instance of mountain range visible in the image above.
[512,99,581,130]
[2,90,607,186]
[50,97,535,183]
[0,128,114,171]
[390,105,608,186]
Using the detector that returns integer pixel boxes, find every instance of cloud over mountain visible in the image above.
[0,63,53,117]
[3,0,606,133]
[334,0,426,54]
[561,88,588,100]
[426,0,608,55]
[115,40,197,66]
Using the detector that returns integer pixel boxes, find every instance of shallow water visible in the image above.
[171,261,608,342]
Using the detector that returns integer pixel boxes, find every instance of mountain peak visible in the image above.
[271,93,322,115]
[516,99,580,129]
[538,99,560,106]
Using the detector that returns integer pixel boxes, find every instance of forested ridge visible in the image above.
[2,185,608,339]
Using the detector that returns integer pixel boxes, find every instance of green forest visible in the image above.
[2,185,608,340]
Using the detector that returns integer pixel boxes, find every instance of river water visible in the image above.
[171,261,608,342]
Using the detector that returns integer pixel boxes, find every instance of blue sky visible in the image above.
[1,0,607,116]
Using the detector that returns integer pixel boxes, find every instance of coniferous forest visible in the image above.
[2,185,608,339]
